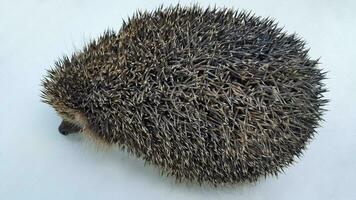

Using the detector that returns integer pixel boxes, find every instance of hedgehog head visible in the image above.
[42,31,119,137]
[41,56,88,135]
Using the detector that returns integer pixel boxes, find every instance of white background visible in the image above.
[0,0,355,199]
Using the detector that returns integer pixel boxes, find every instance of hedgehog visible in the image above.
[41,5,328,185]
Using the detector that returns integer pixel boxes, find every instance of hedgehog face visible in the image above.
[45,99,86,135]
[54,108,84,135]
[58,120,82,135]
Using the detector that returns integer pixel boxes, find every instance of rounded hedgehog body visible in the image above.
[42,5,327,185]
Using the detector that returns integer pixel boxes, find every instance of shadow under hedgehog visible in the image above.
[41,5,328,186]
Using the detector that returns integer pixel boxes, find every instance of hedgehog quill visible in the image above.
[41,5,328,185]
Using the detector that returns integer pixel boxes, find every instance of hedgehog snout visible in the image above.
[58,120,82,135]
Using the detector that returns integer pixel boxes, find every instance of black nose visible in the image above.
[58,120,81,135]
[58,124,69,135]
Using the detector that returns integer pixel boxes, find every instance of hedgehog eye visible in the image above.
[56,111,83,135]
[57,110,75,121]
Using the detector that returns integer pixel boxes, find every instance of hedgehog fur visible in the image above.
[41,5,328,185]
